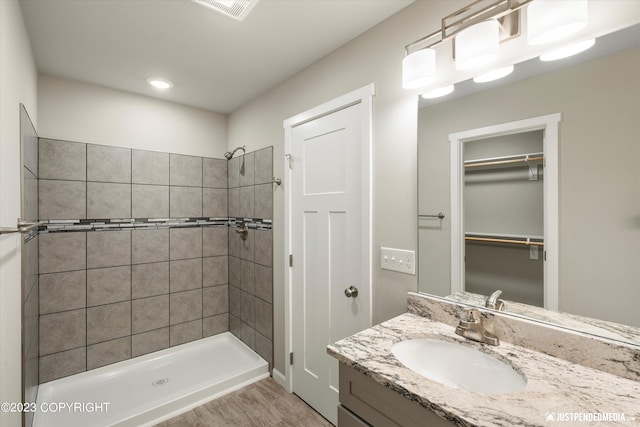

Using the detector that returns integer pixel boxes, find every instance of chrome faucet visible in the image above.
[455,308,500,346]
[485,290,505,311]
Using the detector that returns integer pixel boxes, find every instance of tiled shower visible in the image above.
[34,138,273,383]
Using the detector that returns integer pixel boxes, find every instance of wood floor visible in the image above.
[155,378,334,427]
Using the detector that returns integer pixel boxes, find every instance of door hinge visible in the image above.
[285,153,293,169]
[289,254,293,267]
[544,250,547,261]
[290,352,294,365]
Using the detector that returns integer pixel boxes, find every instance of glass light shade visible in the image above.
[455,20,500,70]
[527,0,588,46]
[473,65,514,83]
[402,49,436,89]
[421,84,454,99]
[540,39,595,61]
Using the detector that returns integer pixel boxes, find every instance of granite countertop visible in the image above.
[327,313,640,427]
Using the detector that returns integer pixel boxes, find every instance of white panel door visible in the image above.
[291,102,370,425]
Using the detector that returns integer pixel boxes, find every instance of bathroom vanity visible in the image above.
[328,293,640,427]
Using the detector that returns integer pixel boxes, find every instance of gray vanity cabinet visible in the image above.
[338,363,456,427]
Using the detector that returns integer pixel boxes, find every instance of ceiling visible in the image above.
[20,0,413,114]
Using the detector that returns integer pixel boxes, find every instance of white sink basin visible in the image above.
[391,339,526,394]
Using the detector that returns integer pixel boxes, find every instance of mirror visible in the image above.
[417,24,640,345]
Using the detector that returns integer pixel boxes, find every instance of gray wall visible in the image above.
[418,48,640,327]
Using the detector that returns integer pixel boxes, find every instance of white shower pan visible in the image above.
[34,332,269,427]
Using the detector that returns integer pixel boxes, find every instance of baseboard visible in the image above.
[272,368,289,391]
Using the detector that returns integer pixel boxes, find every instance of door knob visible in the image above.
[344,286,358,298]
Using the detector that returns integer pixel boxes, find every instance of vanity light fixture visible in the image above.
[539,38,595,62]
[147,78,173,90]
[402,0,590,90]
[402,48,436,89]
[527,0,588,46]
[473,64,514,83]
[455,20,500,70]
[421,84,454,99]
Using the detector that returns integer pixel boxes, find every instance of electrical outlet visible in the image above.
[380,247,416,275]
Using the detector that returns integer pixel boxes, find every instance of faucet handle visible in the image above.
[460,308,481,323]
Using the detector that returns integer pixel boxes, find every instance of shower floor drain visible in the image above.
[152,378,169,387]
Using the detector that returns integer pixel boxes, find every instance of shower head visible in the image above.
[224,145,246,160]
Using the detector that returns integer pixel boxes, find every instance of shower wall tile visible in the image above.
[132,229,169,264]
[239,186,255,218]
[255,332,273,366]
[132,295,169,334]
[87,337,131,370]
[170,258,203,292]
[87,144,131,183]
[254,184,272,220]
[254,265,273,304]
[204,314,229,337]
[239,152,255,187]
[228,187,240,218]
[240,259,255,294]
[170,319,203,346]
[132,328,169,357]
[203,188,228,218]
[170,228,202,260]
[228,256,240,287]
[203,256,228,286]
[39,309,86,355]
[39,139,86,181]
[254,230,273,267]
[87,266,131,306]
[37,138,234,381]
[39,232,86,274]
[87,230,131,269]
[170,154,202,187]
[170,289,203,325]
[203,285,228,317]
[255,299,273,339]
[228,157,240,188]
[132,184,169,218]
[132,149,169,185]
[39,270,86,315]
[39,347,86,384]
[170,186,202,217]
[229,285,241,317]
[203,227,228,257]
[240,291,255,327]
[203,158,227,188]
[254,147,273,185]
[132,262,169,299]
[87,182,131,218]
[87,301,131,345]
[39,180,86,220]
[239,229,254,261]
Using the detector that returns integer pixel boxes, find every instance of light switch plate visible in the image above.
[380,247,416,275]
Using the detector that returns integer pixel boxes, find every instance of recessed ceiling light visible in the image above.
[473,65,515,83]
[540,39,595,62]
[147,78,173,90]
[421,85,454,99]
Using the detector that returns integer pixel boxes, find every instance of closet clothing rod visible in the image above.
[465,236,544,246]
[465,152,543,169]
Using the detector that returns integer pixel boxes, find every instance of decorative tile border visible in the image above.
[40,217,272,233]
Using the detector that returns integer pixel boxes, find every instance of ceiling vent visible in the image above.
[191,0,259,21]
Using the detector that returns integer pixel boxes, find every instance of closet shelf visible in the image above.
[464,152,544,170]
[465,231,544,247]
